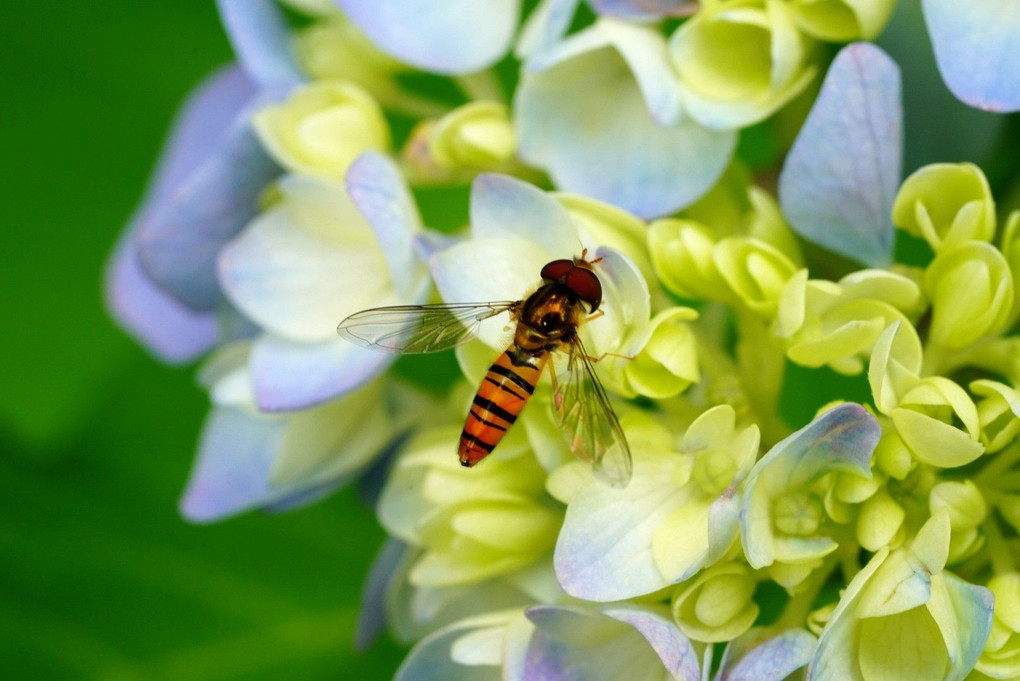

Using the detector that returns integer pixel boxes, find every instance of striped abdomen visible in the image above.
[459,346,548,466]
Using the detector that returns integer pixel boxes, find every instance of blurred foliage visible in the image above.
[0,2,402,678]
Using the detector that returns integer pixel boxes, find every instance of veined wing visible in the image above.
[551,337,633,487]
[337,301,519,354]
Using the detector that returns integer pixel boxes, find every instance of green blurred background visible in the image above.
[0,3,403,679]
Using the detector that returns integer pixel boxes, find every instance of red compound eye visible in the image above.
[540,259,574,281]
[565,267,602,311]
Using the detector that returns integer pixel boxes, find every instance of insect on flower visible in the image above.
[337,252,632,487]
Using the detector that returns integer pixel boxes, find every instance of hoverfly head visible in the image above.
[540,256,603,312]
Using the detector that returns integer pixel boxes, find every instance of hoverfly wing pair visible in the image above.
[337,296,632,487]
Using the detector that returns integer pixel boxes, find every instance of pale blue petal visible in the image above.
[877,1,1004,170]
[599,18,684,126]
[525,606,671,680]
[105,231,219,363]
[922,0,1020,112]
[942,574,994,681]
[470,174,579,256]
[603,607,701,680]
[740,404,880,568]
[778,43,901,268]
[588,0,697,20]
[135,86,284,310]
[145,66,257,203]
[516,29,735,219]
[516,0,580,59]
[716,628,816,681]
[555,457,683,601]
[216,0,305,87]
[395,618,505,681]
[334,0,521,75]
[346,151,427,300]
[250,334,393,411]
[356,538,408,650]
[179,407,289,522]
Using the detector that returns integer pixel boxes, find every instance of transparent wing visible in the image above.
[551,337,633,487]
[337,301,519,354]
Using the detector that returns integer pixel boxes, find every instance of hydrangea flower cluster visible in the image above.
[106,1,1020,679]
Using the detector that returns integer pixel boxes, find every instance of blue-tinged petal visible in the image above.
[555,455,683,601]
[144,66,258,203]
[216,0,305,88]
[603,607,701,680]
[588,0,698,21]
[716,628,816,681]
[356,539,409,649]
[334,0,521,75]
[939,573,995,681]
[218,175,398,343]
[516,26,735,219]
[526,605,690,680]
[135,80,284,311]
[470,174,579,256]
[105,231,219,363]
[250,334,393,411]
[179,407,289,522]
[741,403,880,568]
[516,0,580,59]
[922,0,1020,112]
[876,1,1004,170]
[346,152,426,300]
[395,611,521,681]
[779,43,901,268]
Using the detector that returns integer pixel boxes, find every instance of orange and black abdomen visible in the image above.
[459,347,548,466]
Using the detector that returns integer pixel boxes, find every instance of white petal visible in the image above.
[470,174,580,257]
[516,28,735,218]
[218,176,396,342]
[336,0,521,75]
[555,456,682,601]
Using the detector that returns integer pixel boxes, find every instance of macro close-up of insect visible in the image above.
[337,252,633,487]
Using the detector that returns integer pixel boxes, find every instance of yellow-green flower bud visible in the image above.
[620,307,700,399]
[777,269,916,375]
[977,573,1020,679]
[856,488,905,551]
[972,379,1020,453]
[672,563,759,642]
[891,376,985,469]
[774,491,825,536]
[924,242,1013,350]
[668,0,819,129]
[429,101,516,171]
[648,218,734,302]
[872,426,914,480]
[789,0,896,41]
[929,480,987,563]
[715,237,799,316]
[378,425,559,588]
[892,162,996,252]
[253,80,390,180]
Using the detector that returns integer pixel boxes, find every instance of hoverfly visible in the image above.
[336,252,632,487]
